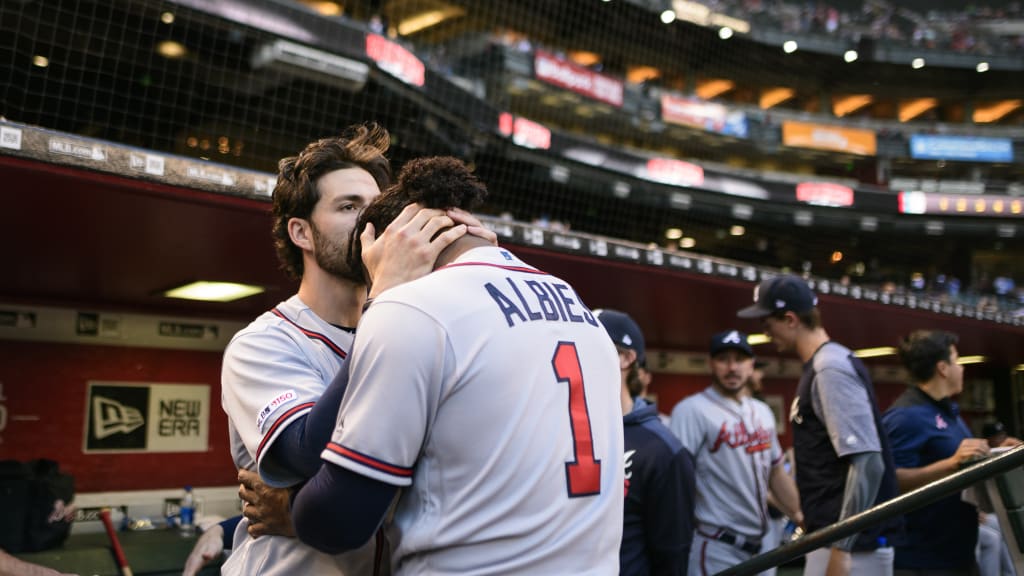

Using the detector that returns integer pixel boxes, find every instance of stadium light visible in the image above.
[32,55,49,68]
[660,10,677,24]
[958,355,987,365]
[843,50,858,63]
[665,228,683,240]
[164,281,265,302]
[853,347,898,358]
[976,62,990,73]
[747,334,772,345]
[679,237,696,249]
[719,27,733,40]
[911,58,925,69]
[783,40,798,53]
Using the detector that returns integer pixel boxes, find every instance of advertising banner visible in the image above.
[660,94,748,138]
[84,382,210,453]
[909,135,1013,162]
[534,51,623,107]
[782,121,876,155]
[366,34,425,87]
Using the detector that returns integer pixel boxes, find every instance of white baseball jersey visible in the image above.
[669,387,782,539]
[221,295,381,576]
[324,246,624,575]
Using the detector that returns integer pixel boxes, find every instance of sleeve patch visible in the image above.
[257,389,298,432]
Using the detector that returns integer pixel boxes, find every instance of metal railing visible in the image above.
[716,444,1024,576]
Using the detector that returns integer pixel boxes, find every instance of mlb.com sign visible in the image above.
[84,382,210,453]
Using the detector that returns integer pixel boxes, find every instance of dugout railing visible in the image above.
[716,443,1024,576]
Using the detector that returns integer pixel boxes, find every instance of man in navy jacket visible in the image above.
[596,309,696,576]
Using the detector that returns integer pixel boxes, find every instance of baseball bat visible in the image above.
[99,508,134,576]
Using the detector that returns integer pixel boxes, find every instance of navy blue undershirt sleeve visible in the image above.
[219,515,242,550]
[292,461,398,555]
[266,358,352,479]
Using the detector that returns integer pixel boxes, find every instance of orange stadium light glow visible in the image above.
[833,95,873,117]
[898,98,938,122]
[695,79,734,100]
[973,100,1022,123]
[760,87,794,109]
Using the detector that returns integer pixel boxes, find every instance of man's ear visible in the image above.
[619,348,637,371]
[288,217,313,251]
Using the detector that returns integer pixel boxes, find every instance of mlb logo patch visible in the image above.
[935,414,948,430]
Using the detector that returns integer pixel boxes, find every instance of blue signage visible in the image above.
[909,135,1013,162]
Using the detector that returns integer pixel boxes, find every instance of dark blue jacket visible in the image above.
[882,387,978,570]
[621,398,695,576]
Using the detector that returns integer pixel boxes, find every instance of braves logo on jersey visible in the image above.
[710,421,772,454]
[623,449,636,496]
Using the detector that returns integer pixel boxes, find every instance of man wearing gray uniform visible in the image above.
[739,275,902,576]
[670,330,801,576]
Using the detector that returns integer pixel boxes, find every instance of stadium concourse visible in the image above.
[1,0,1023,574]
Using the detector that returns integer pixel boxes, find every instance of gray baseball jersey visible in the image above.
[221,295,380,575]
[669,387,782,539]
[323,246,624,575]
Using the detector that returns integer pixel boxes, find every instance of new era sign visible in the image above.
[84,382,210,453]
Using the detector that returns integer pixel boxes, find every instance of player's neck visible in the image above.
[436,236,491,268]
[620,382,634,414]
[918,379,952,401]
[296,269,365,327]
[711,382,743,404]
[795,328,830,363]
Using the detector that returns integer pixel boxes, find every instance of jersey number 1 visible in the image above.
[552,342,601,497]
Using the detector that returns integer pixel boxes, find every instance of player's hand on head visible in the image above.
[447,208,497,246]
[182,523,224,576]
[362,203,468,299]
[238,469,295,538]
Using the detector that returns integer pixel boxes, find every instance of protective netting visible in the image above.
[2,0,1022,307]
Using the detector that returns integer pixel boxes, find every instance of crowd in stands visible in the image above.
[702,0,1024,56]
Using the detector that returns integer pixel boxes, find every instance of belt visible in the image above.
[700,527,762,555]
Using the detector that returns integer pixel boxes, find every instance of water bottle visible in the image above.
[180,485,196,537]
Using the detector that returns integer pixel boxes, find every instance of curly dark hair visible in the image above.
[345,156,489,283]
[271,124,392,280]
[898,330,959,383]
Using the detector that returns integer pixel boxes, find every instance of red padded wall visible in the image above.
[0,341,236,492]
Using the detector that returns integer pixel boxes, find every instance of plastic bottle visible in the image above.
[180,485,196,537]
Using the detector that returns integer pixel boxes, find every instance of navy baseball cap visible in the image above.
[710,330,754,357]
[982,421,1006,438]
[737,274,818,319]
[594,309,646,367]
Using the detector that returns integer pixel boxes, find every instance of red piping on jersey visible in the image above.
[438,261,549,275]
[256,402,315,461]
[270,308,348,359]
[325,442,414,477]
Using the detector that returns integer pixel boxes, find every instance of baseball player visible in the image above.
[738,275,901,576]
[291,156,625,574]
[595,309,695,576]
[669,330,801,576]
[218,127,489,575]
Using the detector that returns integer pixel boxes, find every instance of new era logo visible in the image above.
[92,396,145,439]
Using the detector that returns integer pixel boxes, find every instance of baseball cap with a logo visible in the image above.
[737,274,819,319]
[594,309,646,368]
[710,330,754,357]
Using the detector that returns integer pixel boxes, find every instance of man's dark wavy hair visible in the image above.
[271,124,391,280]
[346,156,488,284]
